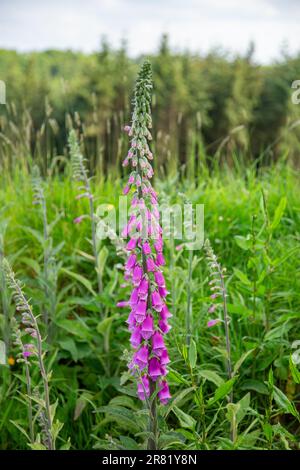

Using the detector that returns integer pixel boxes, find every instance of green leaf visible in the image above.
[56,318,92,340]
[19,257,41,274]
[96,314,119,335]
[226,303,252,317]
[208,377,236,406]
[233,268,252,286]
[263,423,273,441]
[273,386,299,419]
[60,267,96,295]
[20,226,45,246]
[74,392,93,421]
[233,349,255,375]
[163,387,195,418]
[198,370,224,387]
[10,420,30,441]
[289,355,300,384]
[58,338,79,362]
[234,235,252,251]
[28,443,47,450]
[97,245,109,280]
[167,369,189,385]
[236,393,250,424]
[264,323,293,341]
[188,339,197,369]
[60,439,71,450]
[119,435,139,450]
[172,406,196,429]
[109,396,136,410]
[50,400,58,423]
[96,406,141,433]
[51,419,64,442]
[270,196,287,231]
[240,379,268,395]
[268,368,274,388]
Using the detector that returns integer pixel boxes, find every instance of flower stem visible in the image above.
[186,250,193,346]
[147,380,158,450]
[24,360,34,443]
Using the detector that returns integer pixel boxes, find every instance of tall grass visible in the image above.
[0,156,299,449]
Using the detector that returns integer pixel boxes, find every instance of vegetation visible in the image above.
[0,53,300,451]
[1,36,300,177]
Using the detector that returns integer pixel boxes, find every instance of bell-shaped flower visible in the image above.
[137,375,150,401]
[141,315,154,340]
[148,357,162,381]
[134,345,149,370]
[158,381,171,404]
[152,331,165,356]
[151,291,164,312]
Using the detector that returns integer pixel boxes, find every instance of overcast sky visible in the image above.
[0,0,299,63]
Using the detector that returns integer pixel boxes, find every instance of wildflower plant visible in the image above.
[3,259,63,450]
[204,239,233,397]
[118,61,171,449]
[31,165,60,334]
[69,130,103,295]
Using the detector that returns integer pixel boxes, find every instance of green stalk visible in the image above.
[186,250,193,346]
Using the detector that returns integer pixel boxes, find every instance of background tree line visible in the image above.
[0,35,300,175]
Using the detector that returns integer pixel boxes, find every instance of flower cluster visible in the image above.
[118,61,171,405]
[204,239,226,327]
[69,129,93,225]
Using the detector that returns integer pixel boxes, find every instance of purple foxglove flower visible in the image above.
[158,286,168,298]
[137,375,150,401]
[148,357,162,381]
[134,345,148,370]
[152,206,159,219]
[130,325,142,348]
[117,301,129,308]
[123,185,130,195]
[126,311,136,331]
[208,304,217,313]
[207,319,221,328]
[138,278,149,300]
[160,305,172,321]
[126,237,137,251]
[159,319,171,334]
[141,315,154,340]
[158,381,171,404]
[119,62,171,404]
[73,215,84,224]
[133,265,143,286]
[122,224,129,238]
[130,288,139,307]
[151,291,164,312]
[142,242,151,255]
[135,299,147,321]
[152,331,165,356]
[124,125,131,133]
[156,253,165,266]
[160,348,170,365]
[176,244,184,251]
[128,174,135,184]
[126,253,137,270]
[154,271,165,287]
[23,351,32,358]
[146,257,156,272]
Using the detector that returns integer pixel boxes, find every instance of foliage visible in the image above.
[0,158,299,449]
